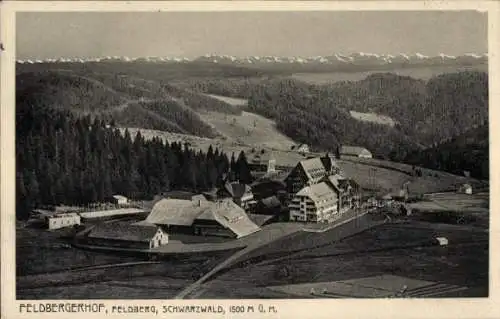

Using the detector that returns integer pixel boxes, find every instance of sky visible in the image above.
[16,11,488,60]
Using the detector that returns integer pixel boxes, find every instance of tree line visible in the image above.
[16,105,252,220]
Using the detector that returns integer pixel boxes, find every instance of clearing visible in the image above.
[199,110,297,150]
[205,94,248,107]
[192,221,488,298]
[349,110,397,127]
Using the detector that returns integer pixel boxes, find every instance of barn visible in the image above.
[86,222,168,249]
[340,146,373,159]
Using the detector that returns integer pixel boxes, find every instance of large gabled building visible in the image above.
[284,157,327,196]
[144,198,261,239]
[289,182,339,223]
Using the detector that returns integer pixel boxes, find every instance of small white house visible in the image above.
[112,195,129,205]
[458,184,473,195]
[435,237,449,246]
[46,213,81,230]
[291,144,310,153]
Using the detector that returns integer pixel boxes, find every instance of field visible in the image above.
[16,223,239,299]
[205,94,248,106]
[199,110,297,150]
[193,221,489,298]
[349,110,397,127]
[266,275,468,298]
[338,157,485,195]
[290,64,488,84]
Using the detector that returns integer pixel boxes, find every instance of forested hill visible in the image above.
[180,71,488,162]
[16,105,253,220]
[16,70,242,139]
[404,125,489,180]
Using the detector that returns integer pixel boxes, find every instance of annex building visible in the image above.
[86,222,168,249]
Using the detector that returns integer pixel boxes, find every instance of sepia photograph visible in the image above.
[3,2,496,311]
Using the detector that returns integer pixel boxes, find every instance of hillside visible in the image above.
[181,71,488,163]
[404,125,489,180]
[16,63,488,179]
[15,70,244,138]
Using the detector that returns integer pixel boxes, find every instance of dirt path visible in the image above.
[174,224,302,299]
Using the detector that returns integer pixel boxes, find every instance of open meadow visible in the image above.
[193,221,488,298]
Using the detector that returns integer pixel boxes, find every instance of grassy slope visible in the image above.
[198,221,488,298]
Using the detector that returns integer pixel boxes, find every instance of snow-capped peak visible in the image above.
[16,53,487,66]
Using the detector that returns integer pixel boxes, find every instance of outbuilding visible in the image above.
[458,184,473,195]
[46,213,81,230]
[111,195,128,205]
[86,222,168,249]
[340,146,373,159]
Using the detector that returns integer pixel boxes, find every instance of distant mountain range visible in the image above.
[17,52,488,67]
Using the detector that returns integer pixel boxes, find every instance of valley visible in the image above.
[15,57,490,300]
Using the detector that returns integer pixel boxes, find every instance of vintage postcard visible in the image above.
[1,1,499,318]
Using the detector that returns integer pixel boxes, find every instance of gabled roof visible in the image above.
[295,182,337,202]
[146,198,261,238]
[223,182,252,198]
[194,200,261,238]
[147,198,211,226]
[112,195,128,200]
[298,158,327,181]
[340,146,372,156]
[87,222,161,243]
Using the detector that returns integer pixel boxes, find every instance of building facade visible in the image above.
[46,213,81,230]
[289,182,339,223]
[111,195,128,205]
[285,158,327,196]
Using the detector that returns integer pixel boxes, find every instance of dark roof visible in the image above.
[161,190,198,200]
[260,196,281,208]
[87,222,161,243]
[247,214,274,227]
[298,158,327,181]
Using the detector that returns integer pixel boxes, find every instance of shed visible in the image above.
[46,213,81,230]
[86,222,168,249]
[111,195,128,205]
[458,184,473,195]
[435,237,449,246]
